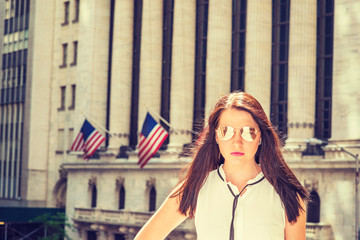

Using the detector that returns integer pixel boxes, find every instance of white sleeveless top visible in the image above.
[195,165,285,240]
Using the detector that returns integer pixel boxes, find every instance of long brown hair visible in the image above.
[172,91,309,223]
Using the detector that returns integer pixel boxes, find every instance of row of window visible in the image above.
[0,0,29,200]
[60,0,80,69]
[3,0,30,35]
[2,49,27,70]
[89,184,157,212]
[62,0,80,26]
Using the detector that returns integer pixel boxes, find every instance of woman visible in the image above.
[135,91,309,240]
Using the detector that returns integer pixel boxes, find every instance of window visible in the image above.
[315,0,333,140]
[73,0,80,23]
[160,0,174,148]
[270,0,290,140]
[60,43,68,68]
[193,0,209,138]
[62,1,70,26]
[119,185,125,210]
[87,231,97,240]
[149,186,156,212]
[91,185,97,208]
[68,128,74,150]
[231,0,247,91]
[68,84,76,110]
[57,129,64,153]
[58,86,66,111]
[70,41,78,66]
[307,191,320,223]
[114,234,126,240]
[129,0,143,149]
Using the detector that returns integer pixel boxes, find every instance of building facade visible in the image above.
[0,0,360,240]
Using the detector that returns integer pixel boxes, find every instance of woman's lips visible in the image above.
[231,152,244,156]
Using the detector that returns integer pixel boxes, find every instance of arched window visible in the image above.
[87,231,97,240]
[114,234,126,240]
[91,185,97,208]
[119,185,125,210]
[307,191,320,223]
[149,186,156,212]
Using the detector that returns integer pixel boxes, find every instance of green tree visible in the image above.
[30,212,75,240]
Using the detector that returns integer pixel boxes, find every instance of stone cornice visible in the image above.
[287,159,356,170]
[62,158,191,171]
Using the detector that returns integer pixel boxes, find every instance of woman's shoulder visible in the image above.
[199,168,222,190]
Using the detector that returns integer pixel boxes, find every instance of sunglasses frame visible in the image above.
[215,126,260,142]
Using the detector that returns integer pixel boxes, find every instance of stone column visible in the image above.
[205,0,232,119]
[168,0,196,151]
[77,0,109,136]
[285,0,317,155]
[108,1,134,153]
[244,0,272,117]
[330,0,360,156]
[138,0,163,128]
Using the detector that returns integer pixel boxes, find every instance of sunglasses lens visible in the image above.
[217,126,235,141]
[240,127,257,142]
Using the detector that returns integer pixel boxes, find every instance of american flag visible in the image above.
[138,112,168,168]
[70,119,105,159]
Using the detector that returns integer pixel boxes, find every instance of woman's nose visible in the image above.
[232,130,243,144]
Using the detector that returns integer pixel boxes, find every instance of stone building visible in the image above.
[0,0,359,240]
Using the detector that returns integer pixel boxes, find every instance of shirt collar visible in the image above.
[218,164,264,185]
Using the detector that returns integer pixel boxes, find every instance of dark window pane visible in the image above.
[307,191,321,223]
[240,13,246,30]
[280,25,287,42]
[239,32,245,48]
[91,186,97,208]
[324,36,333,55]
[149,187,156,212]
[279,43,287,61]
[325,16,333,35]
[325,0,334,14]
[324,58,332,77]
[238,50,245,66]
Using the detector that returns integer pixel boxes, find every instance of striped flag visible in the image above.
[70,119,105,160]
[138,112,168,168]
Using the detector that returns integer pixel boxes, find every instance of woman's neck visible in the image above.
[222,160,261,189]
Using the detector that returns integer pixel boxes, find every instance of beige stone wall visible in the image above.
[22,0,56,206]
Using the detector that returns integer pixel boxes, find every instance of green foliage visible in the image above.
[30,212,75,240]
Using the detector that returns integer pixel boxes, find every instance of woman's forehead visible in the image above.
[218,108,258,127]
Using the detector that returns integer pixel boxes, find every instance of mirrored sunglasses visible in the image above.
[216,126,260,142]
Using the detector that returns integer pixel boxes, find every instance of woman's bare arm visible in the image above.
[134,185,188,240]
[284,198,307,240]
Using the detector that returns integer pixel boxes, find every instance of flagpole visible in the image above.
[145,106,197,135]
[80,111,113,136]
